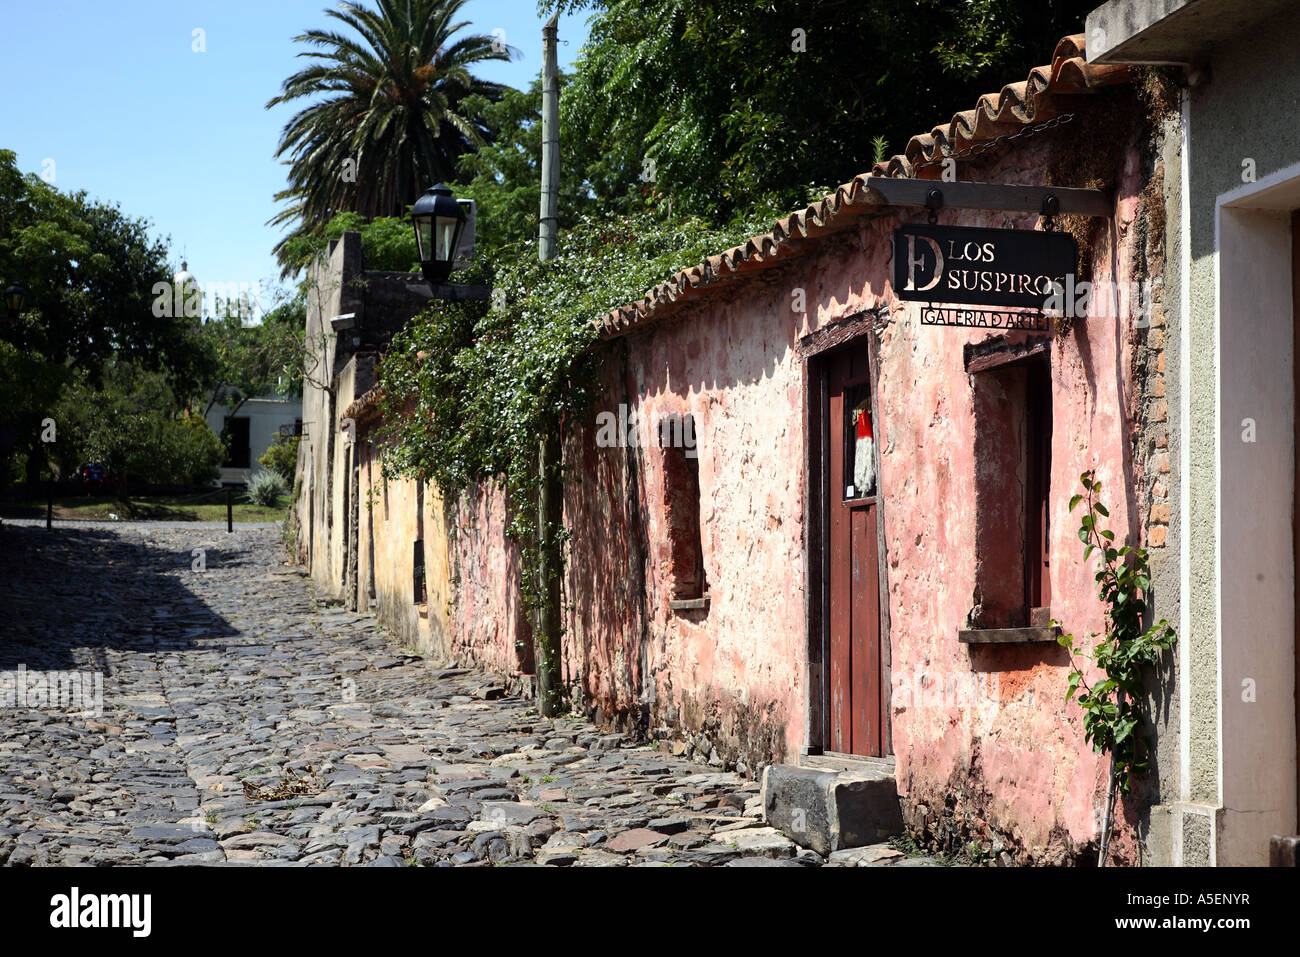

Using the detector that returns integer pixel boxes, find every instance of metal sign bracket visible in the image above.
[863,176,1109,219]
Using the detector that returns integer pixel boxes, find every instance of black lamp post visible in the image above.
[411,184,466,284]
[4,283,25,317]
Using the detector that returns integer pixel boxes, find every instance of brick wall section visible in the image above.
[1135,163,1171,551]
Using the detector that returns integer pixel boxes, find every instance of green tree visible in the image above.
[0,151,208,386]
[259,433,301,484]
[197,297,304,424]
[0,149,211,486]
[55,362,224,495]
[273,77,596,272]
[454,77,594,254]
[0,340,65,485]
[547,0,1097,222]
[267,0,518,273]
[258,284,310,400]
[275,210,421,278]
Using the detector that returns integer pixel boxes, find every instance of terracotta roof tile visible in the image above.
[598,33,1129,339]
[878,34,1130,179]
[343,386,384,434]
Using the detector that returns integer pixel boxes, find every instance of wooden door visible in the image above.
[825,345,885,757]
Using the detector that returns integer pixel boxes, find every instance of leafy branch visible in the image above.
[373,209,779,710]
[1054,470,1176,864]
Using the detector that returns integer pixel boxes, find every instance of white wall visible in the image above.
[1217,169,1300,864]
[205,396,302,484]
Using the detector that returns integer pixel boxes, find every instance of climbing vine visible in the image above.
[373,207,782,659]
[1055,470,1176,864]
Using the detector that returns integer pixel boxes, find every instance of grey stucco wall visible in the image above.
[1164,7,1300,863]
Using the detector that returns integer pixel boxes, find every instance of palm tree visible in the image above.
[267,0,517,272]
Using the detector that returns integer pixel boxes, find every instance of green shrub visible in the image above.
[159,413,224,485]
[248,469,288,507]
[54,363,223,490]
[258,433,300,483]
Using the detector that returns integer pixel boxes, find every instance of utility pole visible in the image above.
[535,12,566,717]
[539,14,560,261]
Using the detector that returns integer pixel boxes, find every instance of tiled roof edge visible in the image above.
[598,33,1130,339]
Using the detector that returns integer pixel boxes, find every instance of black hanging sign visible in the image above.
[894,224,1077,313]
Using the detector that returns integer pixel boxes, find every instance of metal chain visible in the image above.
[909,112,1078,175]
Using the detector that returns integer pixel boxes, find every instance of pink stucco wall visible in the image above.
[871,209,1139,862]
[568,284,814,773]
[448,482,532,678]
[435,126,1156,861]
[836,146,1150,862]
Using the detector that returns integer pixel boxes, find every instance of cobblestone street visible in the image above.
[0,521,926,867]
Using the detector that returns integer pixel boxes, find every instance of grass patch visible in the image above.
[0,490,290,523]
[889,831,955,864]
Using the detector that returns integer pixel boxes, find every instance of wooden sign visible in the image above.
[894,224,1077,311]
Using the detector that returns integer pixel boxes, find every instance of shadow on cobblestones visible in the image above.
[0,523,236,671]
[0,521,932,867]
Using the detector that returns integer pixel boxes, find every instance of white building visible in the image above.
[205,395,302,486]
[174,261,304,486]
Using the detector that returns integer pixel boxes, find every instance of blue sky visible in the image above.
[2,0,589,306]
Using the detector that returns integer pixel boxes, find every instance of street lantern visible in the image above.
[4,283,25,316]
[411,184,466,283]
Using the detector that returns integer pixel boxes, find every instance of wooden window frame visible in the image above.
[1023,357,1052,624]
[662,413,709,613]
[959,338,1058,644]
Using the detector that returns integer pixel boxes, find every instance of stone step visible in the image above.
[761,763,904,856]
[801,752,895,775]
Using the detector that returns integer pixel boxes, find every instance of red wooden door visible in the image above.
[826,345,885,757]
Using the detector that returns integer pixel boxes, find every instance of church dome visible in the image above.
[173,260,198,289]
